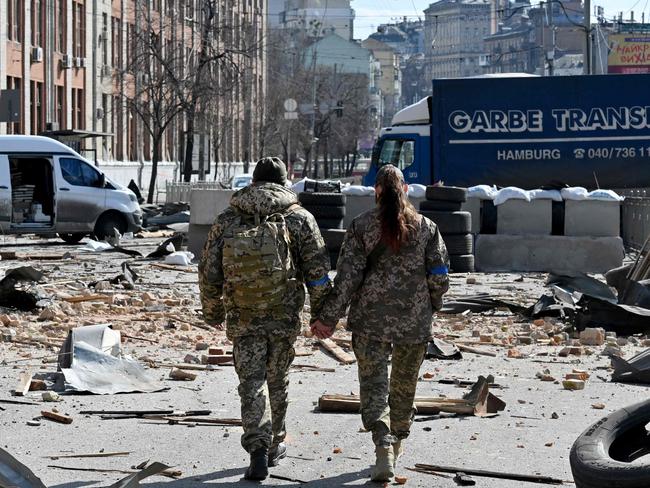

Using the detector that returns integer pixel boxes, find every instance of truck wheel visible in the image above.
[426,186,467,203]
[570,398,650,488]
[420,200,463,212]
[94,213,127,241]
[303,205,346,220]
[317,218,344,230]
[450,254,475,273]
[299,192,347,206]
[421,211,471,235]
[323,229,347,251]
[443,234,473,255]
[59,233,86,244]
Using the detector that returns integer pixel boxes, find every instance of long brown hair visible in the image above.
[375,165,419,253]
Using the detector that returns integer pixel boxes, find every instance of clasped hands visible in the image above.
[310,319,335,339]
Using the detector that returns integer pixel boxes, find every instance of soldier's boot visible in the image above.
[244,448,269,481]
[392,440,404,468]
[268,443,287,467]
[370,445,394,482]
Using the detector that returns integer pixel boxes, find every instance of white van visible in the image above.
[0,135,142,243]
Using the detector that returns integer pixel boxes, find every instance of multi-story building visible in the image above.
[0,0,266,189]
[281,0,354,40]
[362,38,401,126]
[424,0,491,79]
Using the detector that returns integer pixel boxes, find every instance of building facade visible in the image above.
[362,38,401,126]
[281,0,354,41]
[424,0,491,79]
[0,0,266,186]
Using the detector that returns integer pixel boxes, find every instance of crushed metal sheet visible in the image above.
[547,273,618,304]
[0,447,47,488]
[0,266,46,311]
[107,462,172,488]
[576,295,650,335]
[612,348,650,384]
[440,294,527,315]
[146,234,185,259]
[426,338,462,360]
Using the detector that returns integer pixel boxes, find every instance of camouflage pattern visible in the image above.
[318,209,450,344]
[199,182,332,340]
[353,334,427,447]
[233,333,295,452]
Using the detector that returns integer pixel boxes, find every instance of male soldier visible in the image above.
[199,157,331,480]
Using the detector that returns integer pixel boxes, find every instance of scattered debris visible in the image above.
[0,447,47,488]
[612,348,650,384]
[41,392,60,402]
[318,338,356,364]
[14,371,33,396]
[562,379,585,391]
[169,368,197,381]
[426,338,462,360]
[45,451,131,460]
[0,266,46,311]
[41,410,73,424]
[413,463,564,485]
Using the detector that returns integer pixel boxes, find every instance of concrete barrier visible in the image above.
[496,199,553,235]
[461,198,481,234]
[564,200,621,237]
[475,235,624,274]
[188,189,235,258]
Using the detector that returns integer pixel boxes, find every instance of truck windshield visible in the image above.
[377,139,415,170]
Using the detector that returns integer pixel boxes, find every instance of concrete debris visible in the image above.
[562,379,585,391]
[579,327,605,346]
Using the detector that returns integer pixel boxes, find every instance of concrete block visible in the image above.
[188,223,212,260]
[475,235,624,273]
[461,197,481,234]
[189,189,234,225]
[564,200,621,237]
[496,199,552,235]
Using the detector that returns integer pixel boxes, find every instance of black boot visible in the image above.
[244,448,269,481]
[268,443,287,467]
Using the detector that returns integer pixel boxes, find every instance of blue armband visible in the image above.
[428,265,449,276]
[307,275,330,287]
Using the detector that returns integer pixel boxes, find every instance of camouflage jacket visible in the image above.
[199,183,332,340]
[317,209,449,344]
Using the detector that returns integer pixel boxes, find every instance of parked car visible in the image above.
[231,173,253,190]
[0,135,142,243]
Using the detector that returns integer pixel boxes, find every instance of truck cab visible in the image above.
[364,97,432,186]
[0,136,142,243]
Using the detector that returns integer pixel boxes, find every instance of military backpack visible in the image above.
[222,205,299,315]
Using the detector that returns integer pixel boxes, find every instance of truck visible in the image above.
[364,74,650,189]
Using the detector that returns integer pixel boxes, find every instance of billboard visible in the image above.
[608,34,650,74]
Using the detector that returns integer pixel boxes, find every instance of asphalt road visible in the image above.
[0,234,646,488]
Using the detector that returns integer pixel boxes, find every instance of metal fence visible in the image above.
[164,181,225,203]
[621,189,650,250]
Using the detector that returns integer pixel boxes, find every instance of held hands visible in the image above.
[310,320,335,340]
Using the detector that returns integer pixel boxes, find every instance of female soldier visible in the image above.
[311,165,449,482]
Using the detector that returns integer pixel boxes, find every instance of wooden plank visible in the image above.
[62,294,112,304]
[41,410,73,424]
[318,338,356,364]
[318,394,476,415]
[414,464,564,485]
[14,371,33,396]
[150,263,196,273]
[456,344,498,357]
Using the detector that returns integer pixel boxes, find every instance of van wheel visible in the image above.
[59,233,86,244]
[94,213,127,241]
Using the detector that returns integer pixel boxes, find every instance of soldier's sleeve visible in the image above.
[425,221,450,311]
[296,212,332,320]
[317,219,367,326]
[198,216,227,325]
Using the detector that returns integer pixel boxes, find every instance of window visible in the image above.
[60,158,103,187]
[377,139,415,170]
[8,0,23,41]
[32,0,43,46]
[30,81,43,134]
[71,88,84,129]
[56,0,66,52]
[6,77,22,134]
[55,86,65,129]
[72,2,85,58]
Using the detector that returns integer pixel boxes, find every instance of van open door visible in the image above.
[0,156,11,232]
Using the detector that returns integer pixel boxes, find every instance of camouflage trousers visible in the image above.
[232,333,296,452]
[352,334,427,447]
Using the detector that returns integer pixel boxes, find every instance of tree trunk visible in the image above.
[183,110,195,182]
[147,136,161,204]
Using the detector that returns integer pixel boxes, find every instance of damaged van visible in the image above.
[0,135,142,243]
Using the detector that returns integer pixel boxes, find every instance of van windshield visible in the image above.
[376,139,415,170]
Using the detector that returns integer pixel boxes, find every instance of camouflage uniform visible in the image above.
[318,208,449,446]
[199,183,331,452]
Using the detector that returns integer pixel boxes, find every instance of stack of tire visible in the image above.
[298,192,347,269]
[419,186,474,273]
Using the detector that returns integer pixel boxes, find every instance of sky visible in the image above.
[352,0,650,39]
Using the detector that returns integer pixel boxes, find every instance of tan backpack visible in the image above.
[222,206,299,314]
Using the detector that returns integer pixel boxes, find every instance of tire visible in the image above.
[570,398,650,488]
[299,192,346,206]
[330,251,340,270]
[450,254,475,273]
[443,234,473,255]
[426,186,467,203]
[323,229,347,251]
[317,218,344,230]
[420,200,463,212]
[58,233,86,244]
[93,212,128,241]
[420,211,471,235]
[303,204,346,220]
